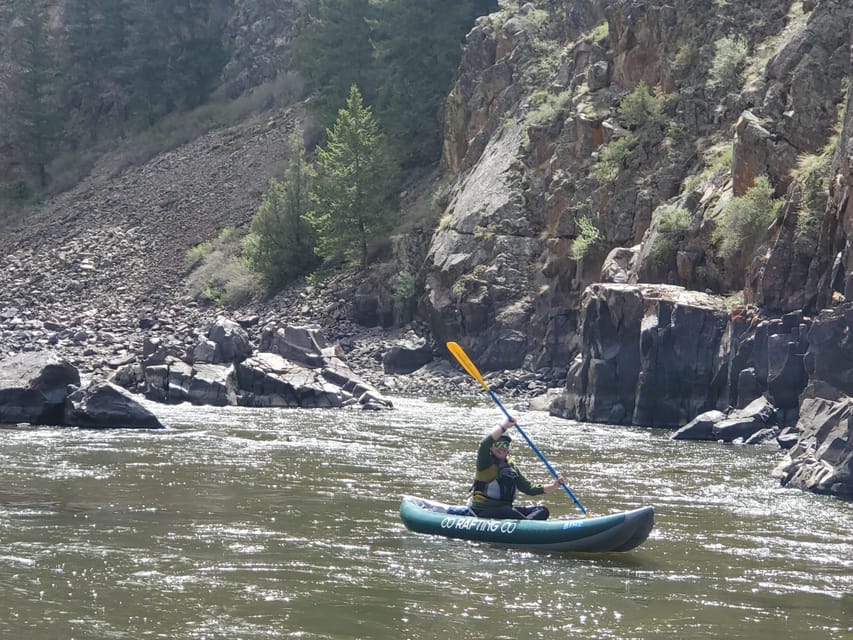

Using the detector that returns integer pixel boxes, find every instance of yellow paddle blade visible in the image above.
[446,341,490,391]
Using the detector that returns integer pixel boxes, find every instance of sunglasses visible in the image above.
[492,441,511,449]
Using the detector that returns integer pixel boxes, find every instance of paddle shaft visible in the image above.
[446,341,588,517]
[487,390,588,516]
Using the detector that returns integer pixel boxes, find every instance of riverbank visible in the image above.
[0,259,560,409]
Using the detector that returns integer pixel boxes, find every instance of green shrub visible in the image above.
[588,21,608,44]
[244,133,319,292]
[594,134,637,182]
[707,36,748,89]
[673,43,697,71]
[658,206,690,235]
[392,271,417,323]
[619,81,663,130]
[571,215,603,260]
[185,227,261,307]
[650,206,690,264]
[526,90,571,126]
[184,241,214,272]
[702,146,733,181]
[714,177,781,259]
[794,145,833,236]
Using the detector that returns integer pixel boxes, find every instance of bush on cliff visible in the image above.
[714,176,781,260]
[650,206,691,265]
[707,36,749,90]
[571,215,604,261]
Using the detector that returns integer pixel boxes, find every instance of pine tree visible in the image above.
[374,0,497,168]
[244,131,320,290]
[311,85,398,269]
[5,0,62,188]
[295,0,377,131]
[61,0,114,145]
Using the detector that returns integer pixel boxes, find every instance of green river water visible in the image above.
[1,396,851,639]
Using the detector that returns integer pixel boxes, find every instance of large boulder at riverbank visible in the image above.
[775,381,853,498]
[64,380,165,429]
[0,352,162,428]
[382,333,434,374]
[235,352,345,408]
[0,352,81,425]
[672,396,780,443]
[551,283,813,431]
[552,284,730,427]
[131,321,393,410]
[774,305,853,498]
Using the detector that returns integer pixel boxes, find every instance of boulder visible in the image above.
[259,324,328,368]
[600,246,638,284]
[774,381,853,498]
[188,364,238,406]
[0,351,81,425]
[556,283,729,427]
[713,396,778,442]
[191,338,218,364]
[143,359,194,404]
[64,381,164,429]
[206,316,252,363]
[774,306,853,498]
[671,409,726,441]
[673,396,779,443]
[235,352,345,408]
[382,335,434,374]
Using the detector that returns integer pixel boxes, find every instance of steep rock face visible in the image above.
[552,284,729,427]
[775,304,853,497]
[551,283,813,429]
[423,0,839,370]
[221,0,302,97]
[744,1,853,314]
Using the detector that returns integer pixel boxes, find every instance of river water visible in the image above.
[1,396,850,639]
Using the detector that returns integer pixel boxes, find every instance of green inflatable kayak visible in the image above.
[399,496,654,552]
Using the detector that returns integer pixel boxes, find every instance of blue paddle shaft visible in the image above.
[487,390,588,516]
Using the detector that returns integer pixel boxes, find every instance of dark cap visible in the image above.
[495,434,512,443]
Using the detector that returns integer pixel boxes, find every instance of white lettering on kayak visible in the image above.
[439,517,508,533]
[500,521,517,534]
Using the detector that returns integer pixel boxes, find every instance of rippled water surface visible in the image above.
[1,397,851,639]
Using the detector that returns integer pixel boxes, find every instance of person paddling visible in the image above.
[469,417,565,520]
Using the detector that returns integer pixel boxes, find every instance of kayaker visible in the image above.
[469,417,565,520]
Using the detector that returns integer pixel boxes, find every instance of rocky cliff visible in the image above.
[425,0,851,368]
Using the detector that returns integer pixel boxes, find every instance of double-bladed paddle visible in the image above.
[446,341,589,517]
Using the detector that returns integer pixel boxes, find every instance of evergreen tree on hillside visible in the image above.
[4,0,61,188]
[121,0,227,126]
[244,131,320,290]
[296,0,496,168]
[311,85,398,269]
[296,0,377,131]
[61,0,120,145]
[374,0,497,168]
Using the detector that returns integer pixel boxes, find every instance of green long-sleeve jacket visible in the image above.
[470,434,544,509]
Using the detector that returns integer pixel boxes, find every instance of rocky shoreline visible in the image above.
[0,262,561,413]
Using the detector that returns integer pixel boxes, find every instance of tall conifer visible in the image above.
[311,86,397,269]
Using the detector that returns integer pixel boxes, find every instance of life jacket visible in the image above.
[472,459,518,503]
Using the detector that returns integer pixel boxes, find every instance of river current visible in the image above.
[1,397,851,639]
